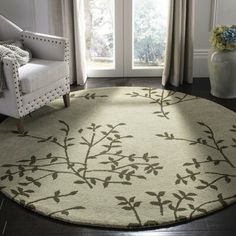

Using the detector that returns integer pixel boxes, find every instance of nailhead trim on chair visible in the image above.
[21,33,65,45]
[4,60,24,117]
[23,83,70,115]
[13,64,25,117]
[64,41,71,86]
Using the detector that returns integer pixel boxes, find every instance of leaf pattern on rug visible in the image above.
[156,122,235,168]
[167,191,197,221]
[126,88,198,119]
[1,121,163,194]
[114,191,236,227]
[155,121,236,219]
[18,189,85,217]
[115,195,160,228]
[115,196,143,226]
[188,193,236,219]
[196,172,236,191]
[145,190,236,222]
[114,189,236,227]
[175,169,201,185]
[70,92,108,100]
[146,191,171,216]
[230,125,236,148]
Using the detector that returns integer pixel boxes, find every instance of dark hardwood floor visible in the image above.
[0,77,236,236]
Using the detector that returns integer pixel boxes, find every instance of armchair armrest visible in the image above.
[2,57,21,93]
[20,31,70,62]
[2,56,20,83]
[2,57,24,117]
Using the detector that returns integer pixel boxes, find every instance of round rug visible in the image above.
[0,87,236,229]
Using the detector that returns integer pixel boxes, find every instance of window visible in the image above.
[85,0,169,77]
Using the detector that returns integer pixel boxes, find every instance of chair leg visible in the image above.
[63,94,70,108]
[16,118,24,134]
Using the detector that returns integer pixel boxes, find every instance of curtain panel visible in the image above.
[162,0,194,87]
[48,0,87,85]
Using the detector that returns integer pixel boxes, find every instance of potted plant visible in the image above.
[208,25,236,99]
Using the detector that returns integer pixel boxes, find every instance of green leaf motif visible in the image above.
[52,173,58,180]
[74,180,86,185]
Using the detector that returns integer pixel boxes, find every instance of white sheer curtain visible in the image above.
[162,0,194,87]
[48,0,87,85]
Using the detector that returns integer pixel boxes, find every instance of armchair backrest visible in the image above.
[0,15,22,41]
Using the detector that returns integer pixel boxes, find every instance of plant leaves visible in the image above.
[74,180,86,184]
[116,196,127,201]
[133,201,141,208]
[52,173,58,180]
[122,206,132,211]
[146,192,157,197]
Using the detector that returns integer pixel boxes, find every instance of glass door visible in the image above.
[84,0,169,77]
[84,0,123,77]
[124,0,169,77]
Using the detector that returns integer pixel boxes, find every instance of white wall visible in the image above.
[0,0,49,33]
[1,0,236,78]
[193,0,236,77]
[33,0,49,34]
[0,0,36,31]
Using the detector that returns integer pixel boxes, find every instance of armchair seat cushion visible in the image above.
[19,59,69,94]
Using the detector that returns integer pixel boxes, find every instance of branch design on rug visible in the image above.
[145,190,197,222]
[1,121,163,191]
[18,189,85,216]
[118,190,236,226]
[196,172,236,191]
[5,186,85,218]
[156,122,235,168]
[230,125,236,148]
[168,191,197,221]
[189,193,236,219]
[70,92,108,100]
[48,206,85,217]
[145,191,235,223]
[115,195,160,227]
[115,196,143,227]
[183,156,226,169]
[126,88,198,120]
[9,187,34,200]
[75,123,163,188]
[157,122,235,193]
[146,191,171,216]
[175,169,201,185]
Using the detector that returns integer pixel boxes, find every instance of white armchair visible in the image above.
[0,15,71,133]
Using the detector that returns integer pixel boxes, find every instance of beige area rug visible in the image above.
[0,87,236,229]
